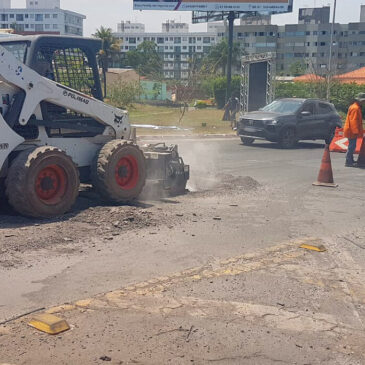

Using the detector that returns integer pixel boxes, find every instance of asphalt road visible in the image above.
[1,136,365,364]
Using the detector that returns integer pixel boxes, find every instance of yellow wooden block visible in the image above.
[28,313,70,335]
[300,244,327,252]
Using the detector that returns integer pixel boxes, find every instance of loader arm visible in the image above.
[0,45,131,140]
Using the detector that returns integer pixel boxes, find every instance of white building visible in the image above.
[114,21,217,79]
[26,0,60,9]
[117,21,144,34]
[0,0,85,36]
[162,20,189,34]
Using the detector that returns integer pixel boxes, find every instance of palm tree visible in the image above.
[202,39,241,76]
[93,26,121,97]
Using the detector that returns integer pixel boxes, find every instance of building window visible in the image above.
[16,14,24,21]
[203,37,210,43]
[174,37,181,44]
[9,14,14,19]
[35,14,43,21]
[45,14,50,19]
[45,24,50,29]
[53,14,58,18]
[53,24,58,29]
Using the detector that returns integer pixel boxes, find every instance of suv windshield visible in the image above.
[0,41,28,63]
[261,100,303,114]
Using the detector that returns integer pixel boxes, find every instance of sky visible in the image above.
[9,0,365,36]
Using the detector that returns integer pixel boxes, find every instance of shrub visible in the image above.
[212,76,241,109]
[109,80,143,108]
[194,101,209,109]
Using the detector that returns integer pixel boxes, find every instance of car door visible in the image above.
[315,102,334,137]
[296,101,318,139]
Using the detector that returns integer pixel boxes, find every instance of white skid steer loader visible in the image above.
[0,36,189,218]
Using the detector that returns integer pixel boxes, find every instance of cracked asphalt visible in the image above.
[1,137,365,364]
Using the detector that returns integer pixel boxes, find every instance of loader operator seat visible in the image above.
[33,60,55,81]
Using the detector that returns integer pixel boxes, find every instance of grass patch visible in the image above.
[129,104,234,135]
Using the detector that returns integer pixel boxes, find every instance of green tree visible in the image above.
[289,61,306,77]
[93,26,120,97]
[201,39,241,76]
[126,41,162,79]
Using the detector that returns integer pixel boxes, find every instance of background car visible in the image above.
[237,98,342,148]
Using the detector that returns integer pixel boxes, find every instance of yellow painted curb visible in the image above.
[300,244,327,252]
[28,313,70,335]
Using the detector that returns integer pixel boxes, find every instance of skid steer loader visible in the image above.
[0,35,189,218]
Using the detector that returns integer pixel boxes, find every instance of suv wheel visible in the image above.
[279,128,298,149]
[241,137,255,145]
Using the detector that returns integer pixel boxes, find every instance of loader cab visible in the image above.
[0,35,103,101]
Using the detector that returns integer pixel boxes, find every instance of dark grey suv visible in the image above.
[237,98,342,148]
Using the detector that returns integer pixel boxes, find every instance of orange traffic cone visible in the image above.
[357,138,365,167]
[313,144,338,188]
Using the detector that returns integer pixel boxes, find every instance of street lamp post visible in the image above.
[327,0,337,101]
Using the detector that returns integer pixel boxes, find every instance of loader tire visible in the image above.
[91,140,146,203]
[6,147,80,218]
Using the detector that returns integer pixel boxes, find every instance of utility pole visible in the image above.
[327,0,337,100]
[226,11,235,102]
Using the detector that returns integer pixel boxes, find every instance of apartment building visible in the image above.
[117,21,145,34]
[114,21,217,80]
[0,0,85,36]
[216,6,365,75]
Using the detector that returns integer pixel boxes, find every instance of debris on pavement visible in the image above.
[300,243,327,252]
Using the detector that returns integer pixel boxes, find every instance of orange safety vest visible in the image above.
[344,102,364,140]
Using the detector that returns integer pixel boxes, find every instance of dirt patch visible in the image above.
[0,185,179,268]
[188,174,261,197]
[0,175,262,268]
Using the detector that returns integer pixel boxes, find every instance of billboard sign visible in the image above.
[133,0,292,12]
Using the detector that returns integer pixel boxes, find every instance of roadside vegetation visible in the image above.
[276,81,365,114]
[129,104,233,135]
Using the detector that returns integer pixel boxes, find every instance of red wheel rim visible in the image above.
[115,155,139,190]
[35,164,67,204]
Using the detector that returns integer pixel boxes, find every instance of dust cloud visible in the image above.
[181,140,260,193]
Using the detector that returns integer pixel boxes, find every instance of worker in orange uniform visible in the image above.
[344,93,365,167]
